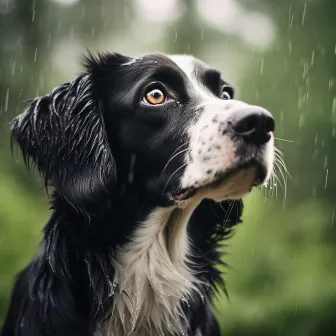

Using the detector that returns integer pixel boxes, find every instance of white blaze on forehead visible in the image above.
[168,54,216,100]
[168,55,196,79]
[121,56,143,66]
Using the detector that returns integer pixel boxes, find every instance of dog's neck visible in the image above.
[101,201,203,336]
[50,191,205,336]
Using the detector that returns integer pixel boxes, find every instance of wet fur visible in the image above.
[2,52,247,336]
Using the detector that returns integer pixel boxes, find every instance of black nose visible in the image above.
[229,106,275,145]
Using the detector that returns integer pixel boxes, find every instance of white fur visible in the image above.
[101,204,202,336]
[264,133,275,182]
[121,57,143,66]
[169,55,215,100]
[169,55,274,196]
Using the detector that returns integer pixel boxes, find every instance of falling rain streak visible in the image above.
[310,50,315,66]
[301,3,307,26]
[33,48,38,63]
[4,88,9,112]
[325,169,328,189]
[260,57,264,74]
[31,0,36,22]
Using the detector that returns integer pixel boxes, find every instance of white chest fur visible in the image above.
[100,205,203,336]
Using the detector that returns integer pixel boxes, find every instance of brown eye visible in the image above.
[144,89,166,105]
[220,85,234,100]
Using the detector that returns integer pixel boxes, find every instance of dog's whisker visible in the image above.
[273,148,290,179]
[161,162,189,197]
[274,146,284,154]
[266,173,275,198]
[273,161,287,198]
[273,170,284,192]
[274,157,290,183]
[170,142,189,157]
[274,137,295,143]
[221,199,237,227]
[160,148,190,177]
[254,186,271,201]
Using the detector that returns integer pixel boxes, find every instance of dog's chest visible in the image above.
[98,207,202,336]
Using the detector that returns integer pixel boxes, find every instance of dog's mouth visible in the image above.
[173,187,198,201]
[172,159,267,202]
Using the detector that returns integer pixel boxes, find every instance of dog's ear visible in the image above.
[12,73,115,212]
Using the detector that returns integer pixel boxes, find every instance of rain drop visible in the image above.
[324,169,328,189]
[301,3,307,26]
[4,88,9,112]
[32,0,36,22]
[33,48,38,63]
[310,50,315,66]
[260,57,264,74]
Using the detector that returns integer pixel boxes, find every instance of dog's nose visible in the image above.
[229,106,274,145]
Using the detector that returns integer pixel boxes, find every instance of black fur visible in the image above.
[2,52,246,336]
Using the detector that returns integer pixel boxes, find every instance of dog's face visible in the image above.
[12,52,274,209]
[93,53,274,205]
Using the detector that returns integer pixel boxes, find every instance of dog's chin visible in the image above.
[202,166,258,201]
[172,161,268,205]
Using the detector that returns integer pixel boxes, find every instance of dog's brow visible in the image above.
[151,66,187,87]
[201,69,221,83]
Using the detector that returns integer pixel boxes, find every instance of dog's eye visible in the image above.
[220,85,234,100]
[144,89,166,105]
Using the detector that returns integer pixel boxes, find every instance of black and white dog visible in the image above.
[2,52,275,336]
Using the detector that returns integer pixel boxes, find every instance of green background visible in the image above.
[0,0,335,334]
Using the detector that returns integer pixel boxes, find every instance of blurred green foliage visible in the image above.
[0,0,335,335]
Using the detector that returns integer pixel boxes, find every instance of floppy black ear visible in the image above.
[12,74,115,212]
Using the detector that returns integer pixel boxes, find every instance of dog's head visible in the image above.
[12,52,274,211]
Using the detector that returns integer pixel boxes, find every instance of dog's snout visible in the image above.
[229,106,274,145]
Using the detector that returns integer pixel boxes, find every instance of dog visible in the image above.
[2,51,275,336]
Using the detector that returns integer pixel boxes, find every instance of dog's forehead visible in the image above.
[139,53,210,79]
[139,53,217,100]
[168,54,218,99]
[168,54,208,80]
